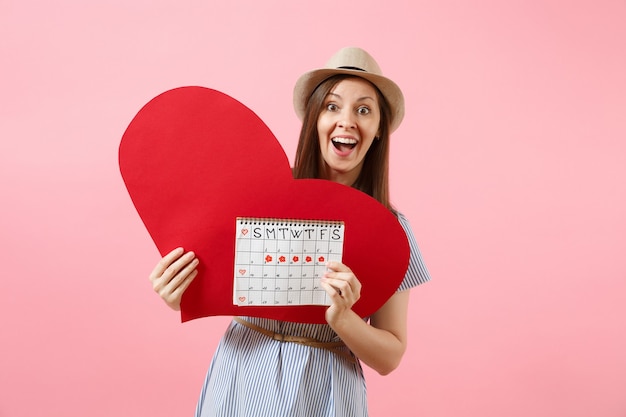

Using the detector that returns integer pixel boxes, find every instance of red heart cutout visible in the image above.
[119,87,409,323]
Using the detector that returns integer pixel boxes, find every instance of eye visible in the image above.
[357,106,371,115]
[326,103,339,112]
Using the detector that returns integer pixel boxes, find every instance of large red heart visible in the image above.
[119,86,409,323]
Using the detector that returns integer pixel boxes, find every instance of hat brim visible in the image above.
[293,68,405,133]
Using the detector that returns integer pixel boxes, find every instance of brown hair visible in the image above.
[293,75,395,212]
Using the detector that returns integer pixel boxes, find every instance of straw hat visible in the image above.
[293,47,405,132]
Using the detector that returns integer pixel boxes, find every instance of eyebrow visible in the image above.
[326,92,376,102]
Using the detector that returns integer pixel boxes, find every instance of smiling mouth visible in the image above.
[332,137,357,152]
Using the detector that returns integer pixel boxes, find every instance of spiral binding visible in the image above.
[236,217,344,228]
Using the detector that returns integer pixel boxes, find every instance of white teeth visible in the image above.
[332,137,357,144]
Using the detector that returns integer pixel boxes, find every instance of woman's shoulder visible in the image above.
[393,210,432,288]
[394,210,412,230]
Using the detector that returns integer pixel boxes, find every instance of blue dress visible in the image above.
[196,213,431,417]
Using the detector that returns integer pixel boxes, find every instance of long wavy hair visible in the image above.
[292,74,395,213]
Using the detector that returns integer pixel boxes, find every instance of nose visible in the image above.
[337,110,356,129]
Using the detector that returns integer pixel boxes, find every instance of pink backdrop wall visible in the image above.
[1,1,625,416]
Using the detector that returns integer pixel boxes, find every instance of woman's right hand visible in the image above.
[149,247,199,311]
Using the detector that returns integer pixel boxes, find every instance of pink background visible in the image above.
[1,1,625,416]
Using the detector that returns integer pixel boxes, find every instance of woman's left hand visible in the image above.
[321,261,362,325]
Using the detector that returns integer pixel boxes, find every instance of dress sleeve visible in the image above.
[396,212,431,291]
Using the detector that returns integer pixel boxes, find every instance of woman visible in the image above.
[149,47,430,417]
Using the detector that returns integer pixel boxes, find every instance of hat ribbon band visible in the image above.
[337,66,366,72]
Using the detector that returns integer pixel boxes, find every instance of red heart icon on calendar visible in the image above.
[119,86,409,323]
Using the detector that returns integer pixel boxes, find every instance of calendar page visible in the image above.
[233,217,345,306]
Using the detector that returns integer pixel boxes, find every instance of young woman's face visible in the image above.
[316,77,381,185]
